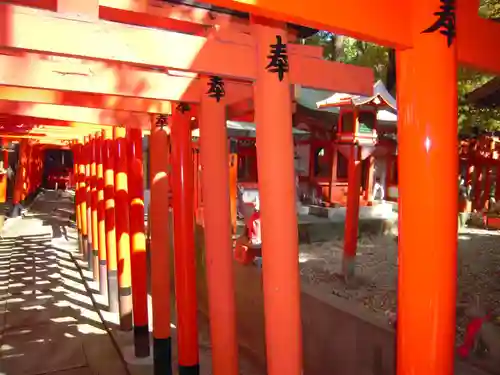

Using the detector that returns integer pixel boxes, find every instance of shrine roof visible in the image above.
[467,77,500,108]
[295,81,397,124]
[315,80,397,110]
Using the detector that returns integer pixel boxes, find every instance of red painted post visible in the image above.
[127,127,150,358]
[78,140,89,261]
[171,104,199,375]
[72,141,83,252]
[199,84,239,375]
[90,135,100,282]
[102,129,119,313]
[396,0,458,372]
[0,138,8,204]
[84,136,94,270]
[150,115,173,374]
[114,127,134,331]
[251,16,302,375]
[96,133,108,296]
[343,143,361,280]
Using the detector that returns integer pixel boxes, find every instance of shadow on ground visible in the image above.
[0,232,128,375]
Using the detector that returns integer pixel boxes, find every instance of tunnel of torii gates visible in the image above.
[0,0,500,375]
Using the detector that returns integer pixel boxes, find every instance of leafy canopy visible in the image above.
[302,0,500,134]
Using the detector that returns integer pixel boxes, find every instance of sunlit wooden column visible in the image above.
[72,141,83,252]
[90,135,100,281]
[149,114,173,375]
[171,104,199,375]
[199,80,239,375]
[96,133,108,295]
[0,139,8,203]
[84,136,94,270]
[343,143,361,281]
[78,139,89,261]
[251,17,302,375]
[127,127,150,358]
[396,1,458,373]
[113,127,133,331]
[102,129,119,313]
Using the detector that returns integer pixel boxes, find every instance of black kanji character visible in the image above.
[155,114,169,129]
[176,103,191,113]
[266,35,289,81]
[206,76,225,102]
[422,0,456,47]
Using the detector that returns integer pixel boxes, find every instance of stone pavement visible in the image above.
[0,190,128,375]
[0,190,264,375]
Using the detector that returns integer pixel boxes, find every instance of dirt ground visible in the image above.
[298,227,500,344]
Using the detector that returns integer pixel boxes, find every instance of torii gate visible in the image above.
[171,2,496,375]
[2,1,496,375]
[0,2,377,375]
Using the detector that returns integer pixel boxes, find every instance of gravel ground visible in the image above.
[298,228,500,344]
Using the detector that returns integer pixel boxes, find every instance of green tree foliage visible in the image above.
[303,0,500,134]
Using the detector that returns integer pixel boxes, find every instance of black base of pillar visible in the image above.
[9,203,23,218]
[178,364,199,375]
[108,270,119,313]
[92,252,99,281]
[154,337,172,375]
[87,245,94,271]
[82,236,88,260]
[78,232,84,253]
[134,325,150,358]
[99,261,108,296]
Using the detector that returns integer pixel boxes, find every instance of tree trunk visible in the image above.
[331,34,345,61]
[386,48,396,94]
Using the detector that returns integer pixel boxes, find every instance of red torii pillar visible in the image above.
[0,138,8,204]
[171,104,199,375]
[76,140,89,259]
[84,136,94,270]
[251,17,302,375]
[96,133,108,295]
[21,142,32,201]
[199,80,239,375]
[12,140,28,216]
[127,127,150,357]
[396,1,457,374]
[343,142,362,281]
[102,128,119,313]
[90,135,100,282]
[73,141,82,251]
[149,115,173,374]
[113,127,134,331]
